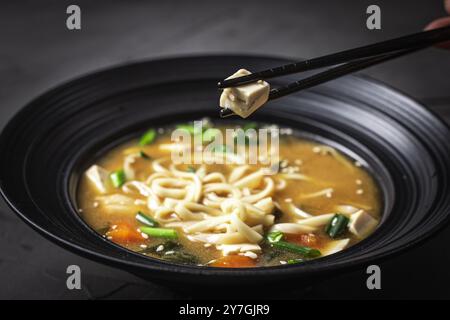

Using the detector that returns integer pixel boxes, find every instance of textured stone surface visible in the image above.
[0,0,449,299]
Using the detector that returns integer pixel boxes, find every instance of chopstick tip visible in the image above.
[220,108,235,118]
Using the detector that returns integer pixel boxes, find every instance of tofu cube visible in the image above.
[348,210,378,238]
[85,165,110,194]
[219,69,270,118]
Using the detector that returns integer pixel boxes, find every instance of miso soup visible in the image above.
[77,120,381,267]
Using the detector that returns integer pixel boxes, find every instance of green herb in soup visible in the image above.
[77,120,381,267]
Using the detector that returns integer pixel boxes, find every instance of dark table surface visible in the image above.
[1,0,449,299]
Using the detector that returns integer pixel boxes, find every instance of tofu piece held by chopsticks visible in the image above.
[219,69,270,118]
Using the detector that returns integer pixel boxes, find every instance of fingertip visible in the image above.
[424,22,435,31]
[424,17,450,49]
[424,16,450,30]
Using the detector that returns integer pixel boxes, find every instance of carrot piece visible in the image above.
[284,233,321,248]
[210,255,256,268]
[106,222,144,244]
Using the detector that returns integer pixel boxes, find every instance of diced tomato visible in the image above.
[106,222,144,244]
[210,255,256,268]
[284,233,320,248]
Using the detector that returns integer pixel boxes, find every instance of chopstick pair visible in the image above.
[218,26,450,118]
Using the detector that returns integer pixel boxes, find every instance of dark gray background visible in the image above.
[0,0,449,299]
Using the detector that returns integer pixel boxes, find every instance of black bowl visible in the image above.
[1,55,450,289]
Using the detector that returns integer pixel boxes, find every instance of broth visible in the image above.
[77,120,381,267]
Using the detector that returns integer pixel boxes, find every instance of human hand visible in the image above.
[425,0,450,49]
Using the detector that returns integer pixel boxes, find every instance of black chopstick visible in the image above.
[218,26,450,89]
[268,45,424,100]
[219,45,425,119]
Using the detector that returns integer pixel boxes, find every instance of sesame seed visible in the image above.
[356,189,364,195]
[141,233,149,239]
[294,159,303,165]
[284,198,293,203]
[93,202,99,208]
[107,236,112,240]
[280,160,289,168]
[355,161,362,167]
[165,251,175,255]
[356,179,362,185]
[156,245,164,252]
[276,180,286,190]
[111,225,117,230]
[313,146,321,153]
[280,261,287,265]
[140,244,148,249]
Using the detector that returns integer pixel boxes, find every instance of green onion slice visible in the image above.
[139,151,151,159]
[270,241,321,258]
[136,211,159,227]
[187,166,196,173]
[110,170,126,188]
[325,214,350,238]
[266,231,284,243]
[139,129,157,146]
[287,258,304,264]
[140,227,178,239]
[202,128,221,142]
[243,122,258,130]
